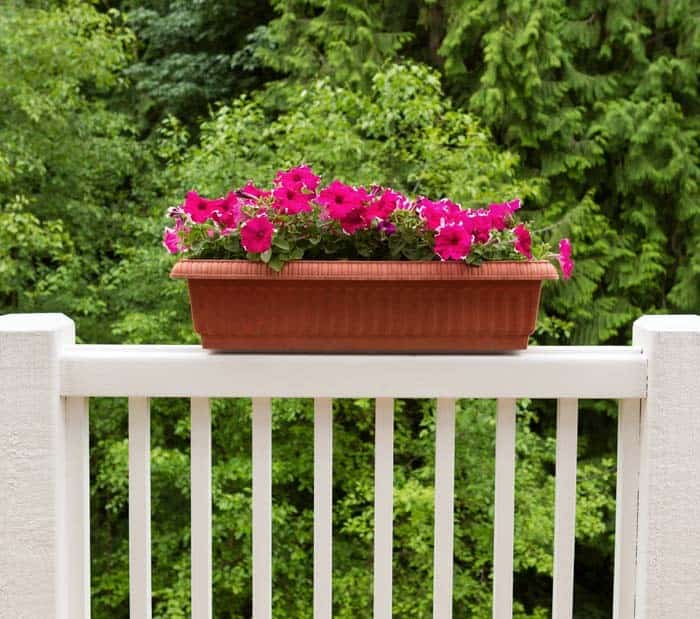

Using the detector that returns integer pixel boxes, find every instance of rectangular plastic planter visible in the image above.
[171,259,558,352]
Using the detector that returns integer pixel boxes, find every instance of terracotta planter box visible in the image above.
[171,259,558,352]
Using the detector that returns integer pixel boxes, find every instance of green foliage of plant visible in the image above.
[248,0,413,89]
[0,197,73,306]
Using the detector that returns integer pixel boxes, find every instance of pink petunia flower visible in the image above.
[339,205,370,234]
[466,211,492,243]
[513,224,533,259]
[240,214,274,253]
[442,199,464,216]
[417,197,448,231]
[488,205,506,230]
[367,189,406,221]
[507,198,521,212]
[434,224,473,260]
[183,191,220,223]
[378,220,397,235]
[272,185,313,215]
[275,165,321,191]
[212,192,246,232]
[162,228,182,254]
[238,181,271,200]
[318,181,369,222]
[558,238,574,279]
[486,198,521,231]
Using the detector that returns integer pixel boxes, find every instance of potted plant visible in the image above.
[165,165,573,352]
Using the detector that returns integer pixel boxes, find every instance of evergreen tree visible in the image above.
[440,0,700,342]
[115,0,276,127]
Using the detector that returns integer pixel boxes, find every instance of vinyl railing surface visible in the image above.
[1,313,700,619]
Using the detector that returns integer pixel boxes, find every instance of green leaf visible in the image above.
[273,237,290,251]
[268,255,284,271]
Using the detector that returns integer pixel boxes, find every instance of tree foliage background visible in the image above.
[1,0,697,617]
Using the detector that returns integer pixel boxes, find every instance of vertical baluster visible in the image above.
[552,398,579,619]
[433,398,457,619]
[314,398,333,619]
[129,397,152,619]
[373,398,394,619]
[252,397,272,619]
[191,398,212,619]
[66,396,90,619]
[492,398,517,619]
[613,399,641,619]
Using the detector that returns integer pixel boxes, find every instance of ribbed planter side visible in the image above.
[171,260,559,352]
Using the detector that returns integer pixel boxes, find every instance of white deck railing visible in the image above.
[1,313,699,619]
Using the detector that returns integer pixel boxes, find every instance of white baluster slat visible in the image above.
[552,398,579,619]
[66,396,90,619]
[252,397,272,619]
[314,398,333,619]
[613,399,641,619]
[191,398,212,619]
[128,396,152,619]
[433,398,457,619]
[492,398,517,619]
[373,398,394,619]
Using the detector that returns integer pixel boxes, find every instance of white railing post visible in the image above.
[0,313,75,619]
[632,314,700,619]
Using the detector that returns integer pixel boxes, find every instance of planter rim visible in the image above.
[170,259,559,281]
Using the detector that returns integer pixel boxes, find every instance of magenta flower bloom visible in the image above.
[318,180,362,213]
[318,181,371,232]
[417,197,448,231]
[164,173,570,280]
[212,192,246,231]
[241,214,274,254]
[275,165,320,191]
[272,185,313,215]
[162,228,181,254]
[183,191,220,223]
[339,205,370,234]
[434,225,473,260]
[467,212,492,243]
[513,224,533,259]
[378,220,396,235]
[238,181,271,200]
[558,238,574,279]
[367,189,406,221]
[207,196,228,214]
[487,199,521,231]
[488,204,510,230]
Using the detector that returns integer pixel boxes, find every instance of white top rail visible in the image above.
[60,345,646,399]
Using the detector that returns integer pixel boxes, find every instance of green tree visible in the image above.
[440,0,700,342]
[0,0,142,336]
[118,0,276,127]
